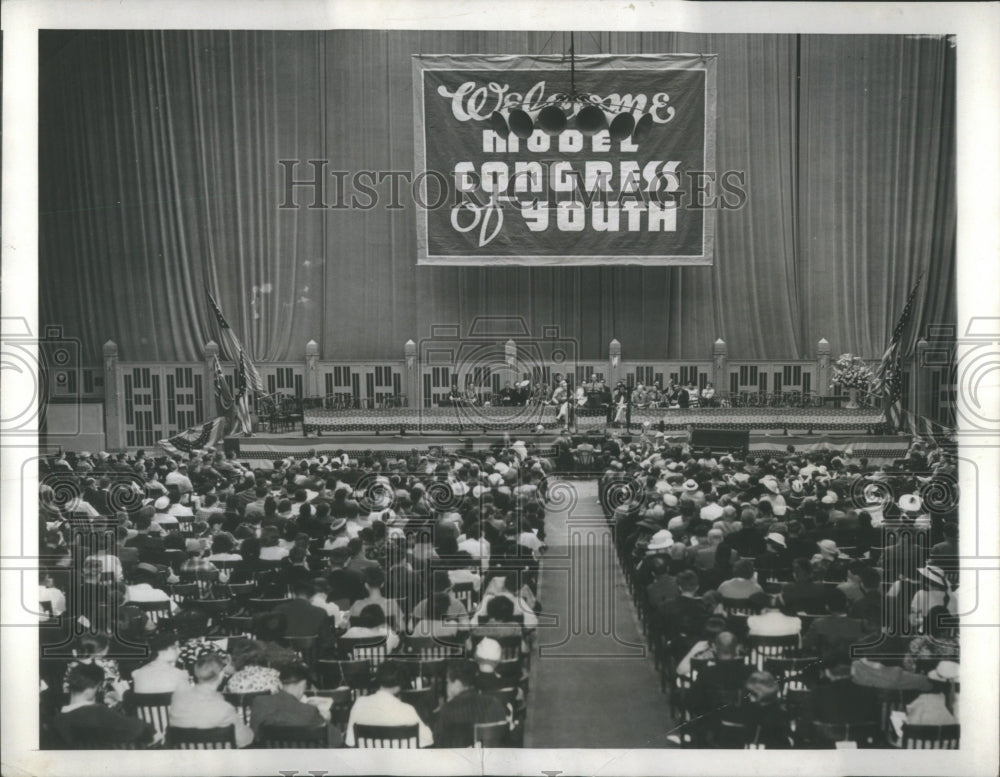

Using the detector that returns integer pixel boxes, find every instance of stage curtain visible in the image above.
[39,31,955,364]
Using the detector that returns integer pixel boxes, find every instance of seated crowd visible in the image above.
[600,435,960,749]
[37,442,550,749]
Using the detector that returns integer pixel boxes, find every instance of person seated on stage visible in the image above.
[663,379,679,406]
[631,382,648,408]
[676,384,691,409]
[448,384,462,404]
[498,382,516,406]
[646,382,663,408]
[463,384,479,405]
[686,382,700,407]
[701,382,717,407]
[574,382,588,408]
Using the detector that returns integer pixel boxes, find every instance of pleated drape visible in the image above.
[39,31,955,364]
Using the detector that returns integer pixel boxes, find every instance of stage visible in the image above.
[300,404,887,435]
[216,404,912,466]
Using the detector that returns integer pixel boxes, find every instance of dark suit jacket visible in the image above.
[802,616,868,654]
[53,704,153,749]
[274,598,330,638]
[250,689,324,733]
[801,677,880,726]
[432,689,508,748]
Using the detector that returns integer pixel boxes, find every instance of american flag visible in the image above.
[206,289,265,393]
[231,348,254,436]
[871,274,923,432]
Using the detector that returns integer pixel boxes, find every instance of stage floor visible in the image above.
[229,429,911,466]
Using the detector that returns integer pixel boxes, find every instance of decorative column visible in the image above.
[914,338,929,421]
[304,339,321,398]
[201,341,220,425]
[816,338,831,397]
[404,339,419,408]
[712,338,728,393]
[102,340,122,450]
[609,339,622,387]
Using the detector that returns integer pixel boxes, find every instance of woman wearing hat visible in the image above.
[904,604,959,673]
[910,564,956,622]
[904,660,959,726]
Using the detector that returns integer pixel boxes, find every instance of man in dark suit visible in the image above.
[274,581,331,640]
[123,508,166,566]
[802,588,868,656]
[659,570,711,660]
[53,664,153,749]
[432,659,509,748]
[800,653,881,741]
[250,662,341,747]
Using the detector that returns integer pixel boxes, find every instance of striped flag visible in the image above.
[212,355,235,416]
[206,289,264,393]
[871,274,923,432]
[230,349,255,436]
[159,416,228,455]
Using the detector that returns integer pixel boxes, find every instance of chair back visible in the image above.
[169,582,201,604]
[340,636,389,666]
[473,720,509,748]
[763,655,818,695]
[247,597,289,612]
[309,688,353,728]
[123,690,172,738]
[316,658,373,697]
[451,582,479,612]
[902,723,960,749]
[747,633,800,670]
[285,634,318,666]
[722,597,760,617]
[222,615,254,638]
[166,725,236,749]
[257,724,327,749]
[403,634,465,660]
[134,599,172,626]
[353,723,419,748]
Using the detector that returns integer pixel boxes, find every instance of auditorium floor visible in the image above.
[524,478,676,748]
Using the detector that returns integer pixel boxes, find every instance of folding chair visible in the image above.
[256,724,327,749]
[134,600,172,628]
[403,634,465,660]
[123,690,172,740]
[901,723,960,749]
[316,658,372,699]
[352,723,420,748]
[285,634,318,667]
[339,636,390,667]
[473,720,509,748]
[309,688,353,730]
[451,582,479,613]
[166,725,236,749]
[746,633,800,671]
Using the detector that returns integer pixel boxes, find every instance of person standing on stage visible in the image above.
[551,380,570,431]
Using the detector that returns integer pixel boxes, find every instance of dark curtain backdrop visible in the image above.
[39,31,955,363]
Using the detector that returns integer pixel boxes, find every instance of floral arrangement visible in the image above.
[830,353,874,391]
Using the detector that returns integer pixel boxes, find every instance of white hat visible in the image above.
[761,477,780,494]
[663,493,678,508]
[732,473,750,485]
[472,485,487,498]
[682,479,698,492]
[928,660,959,683]
[646,529,674,553]
[898,493,922,513]
[494,462,510,476]
[821,490,839,505]
[474,638,502,666]
[917,564,948,587]
[153,496,170,511]
[863,483,885,504]
[667,516,685,532]
[765,532,787,548]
